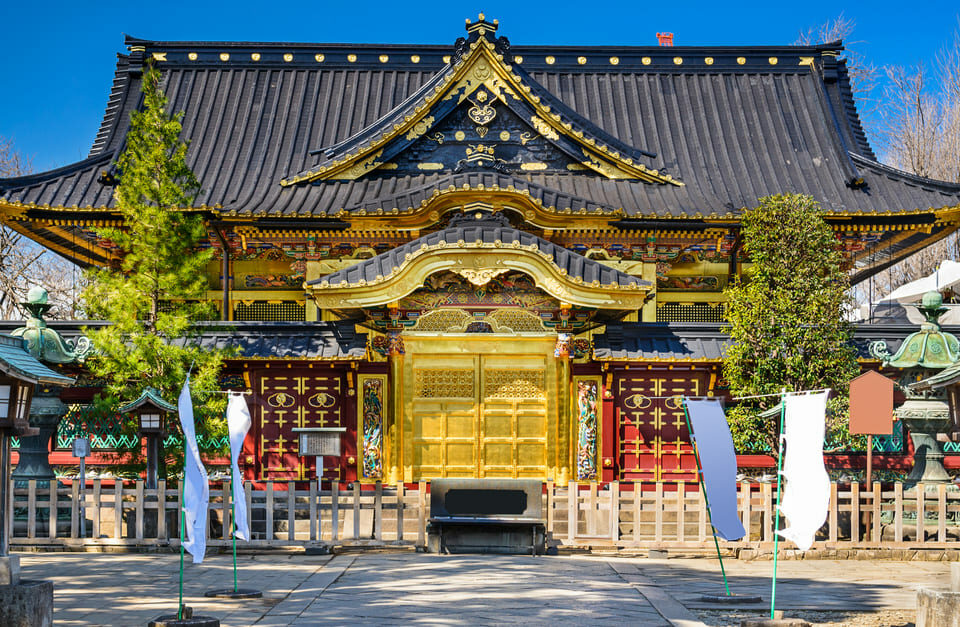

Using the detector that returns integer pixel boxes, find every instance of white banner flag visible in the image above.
[777,391,830,551]
[178,378,209,563]
[684,399,746,541]
[227,392,252,541]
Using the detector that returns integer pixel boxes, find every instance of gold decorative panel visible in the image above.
[414,368,475,398]
[483,369,545,400]
[484,309,547,333]
[412,309,474,331]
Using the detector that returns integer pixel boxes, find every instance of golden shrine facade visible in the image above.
[3,16,960,483]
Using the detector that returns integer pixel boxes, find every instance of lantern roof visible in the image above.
[118,387,176,414]
[874,291,960,369]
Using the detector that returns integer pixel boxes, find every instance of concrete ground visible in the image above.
[16,551,952,626]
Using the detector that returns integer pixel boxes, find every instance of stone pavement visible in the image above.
[16,551,952,626]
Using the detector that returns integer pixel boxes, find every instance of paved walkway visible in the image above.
[16,551,951,626]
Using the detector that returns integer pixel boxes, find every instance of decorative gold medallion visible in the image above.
[251,53,261,61]
[641,56,651,65]
[315,53,325,62]
[737,56,746,65]
[379,54,389,63]
[545,55,555,65]
[283,53,293,62]
[347,54,357,62]
[219,53,230,61]
[609,56,620,65]
[188,52,197,61]
[704,56,714,65]
[410,54,420,63]
[577,56,587,65]
[768,56,778,65]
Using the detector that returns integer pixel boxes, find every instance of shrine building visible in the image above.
[3,16,960,485]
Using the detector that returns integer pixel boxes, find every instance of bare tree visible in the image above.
[0,137,84,319]
[795,14,880,120]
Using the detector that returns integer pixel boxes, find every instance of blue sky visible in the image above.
[2,0,958,172]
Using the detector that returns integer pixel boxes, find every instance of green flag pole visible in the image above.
[682,399,732,597]
[231,472,238,592]
[770,394,787,620]
[178,477,185,621]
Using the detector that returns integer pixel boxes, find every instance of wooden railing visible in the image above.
[7,479,959,549]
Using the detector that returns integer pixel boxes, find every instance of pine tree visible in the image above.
[83,63,228,470]
[723,194,861,455]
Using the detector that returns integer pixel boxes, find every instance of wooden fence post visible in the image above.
[49,482,59,540]
[135,481,144,541]
[287,481,296,542]
[266,481,274,541]
[309,480,318,542]
[27,480,37,539]
[675,481,684,543]
[374,481,383,541]
[546,480,555,535]
[567,481,577,543]
[850,482,860,543]
[938,484,947,543]
[396,481,404,542]
[610,481,620,542]
[417,480,426,548]
[92,478,101,539]
[331,481,340,542]
[829,482,839,543]
[70,481,79,539]
[222,480,231,541]
[587,481,598,537]
[654,482,663,544]
[916,484,926,543]
[894,482,903,543]
[635,483,644,545]
[158,479,167,540]
[352,481,361,541]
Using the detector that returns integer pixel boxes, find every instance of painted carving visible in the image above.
[555,333,573,358]
[387,331,405,355]
[576,380,599,481]
[362,379,384,479]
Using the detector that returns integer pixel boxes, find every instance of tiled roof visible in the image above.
[3,29,959,219]
[308,212,649,289]
[0,321,367,361]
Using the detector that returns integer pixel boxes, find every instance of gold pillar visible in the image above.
[555,332,572,484]
[386,331,404,484]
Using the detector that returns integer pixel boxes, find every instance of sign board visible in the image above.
[298,432,341,457]
[849,370,895,435]
[72,437,91,458]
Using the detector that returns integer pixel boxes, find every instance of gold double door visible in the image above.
[402,336,559,481]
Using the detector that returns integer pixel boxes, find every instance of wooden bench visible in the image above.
[427,479,545,555]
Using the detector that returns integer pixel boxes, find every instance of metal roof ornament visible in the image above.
[10,286,92,365]
[870,291,960,369]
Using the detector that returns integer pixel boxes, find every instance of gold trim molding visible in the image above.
[306,242,651,310]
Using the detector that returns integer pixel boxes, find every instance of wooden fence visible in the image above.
[7,479,959,550]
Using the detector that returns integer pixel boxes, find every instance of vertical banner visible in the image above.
[574,377,600,481]
[684,399,745,541]
[177,379,209,563]
[777,391,830,551]
[227,392,252,541]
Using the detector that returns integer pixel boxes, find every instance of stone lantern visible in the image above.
[871,291,959,486]
[119,388,175,490]
[9,286,90,485]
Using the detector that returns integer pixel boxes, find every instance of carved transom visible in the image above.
[484,369,546,400]
[414,369,475,398]
[411,308,548,334]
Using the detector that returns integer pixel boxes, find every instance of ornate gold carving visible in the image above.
[188,52,198,61]
[251,53,261,61]
[454,267,509,287]
[468,102,497,125]
[413,309,474,332]
[267,392,296,408]
[485,309,547,333]
[609,56,620,65]
[641,57,651,65]
[798,56,814,67]
[308,392,337,408]
[768,57,778,65]
[339,150,384,179]
[673,57,683,65]
[484,369,545,400]
[219,53,230,61]
[151,52,167,61]
[284,53,293,62]
[379,54,389,63]
[513,55,523,64]
[414,368,475,398]
[417,162,444,170]
[347,54,357,62]
[545,56,556,65]
[737,56,746,65]
[520,163,547,171]
[406,116,436,141]
[530,116,560,141]
[577,56,587,65]
[315,54,325,62]
[411,55,420,63]
[454,130,466,141]
[704,57,714,65]
[519,132,533,145]
[499,130,510,141]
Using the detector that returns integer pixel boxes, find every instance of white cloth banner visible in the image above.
[684,399,746,541]
[777,391,830,551]
[177,378,209,563]
[227,392,252,541]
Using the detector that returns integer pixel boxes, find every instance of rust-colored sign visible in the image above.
[849,370,894,435]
